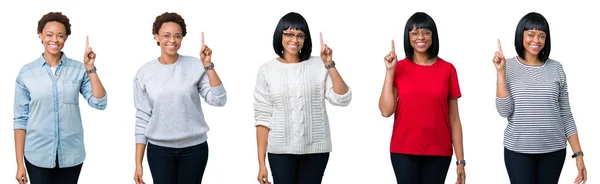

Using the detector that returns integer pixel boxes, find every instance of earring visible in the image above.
[299,50,301,53]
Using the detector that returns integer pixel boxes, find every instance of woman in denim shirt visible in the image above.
[13,12,107,184]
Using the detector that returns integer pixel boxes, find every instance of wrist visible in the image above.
[204,62,215,71]
[572,151,584,159]
[324,61,336,70]
[85,65,95,70]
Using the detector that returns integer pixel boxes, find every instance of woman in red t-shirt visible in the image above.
[378,12,466,184]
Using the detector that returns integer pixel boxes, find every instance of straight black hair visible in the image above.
[514,12,551,62]
[272,12,312,62]
[403,12,439,61]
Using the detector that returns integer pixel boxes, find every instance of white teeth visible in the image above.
[415,43,426,47]
[288,45,298,48]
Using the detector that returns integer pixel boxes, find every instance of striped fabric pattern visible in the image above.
[496,56,577,154]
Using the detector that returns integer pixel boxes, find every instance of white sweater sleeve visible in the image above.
[253,67,273,128]
[324,72,352,106]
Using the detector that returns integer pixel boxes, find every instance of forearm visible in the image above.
[379,70,396,117]
[327,67,349,94]
[451,121,465,161]
[496,71,508,98]
[86,71,106,98]
[205,69,223,87]
[256,126,269,168]
[135,144,146,168]
[14,130,26,167]
[567,133,582,153]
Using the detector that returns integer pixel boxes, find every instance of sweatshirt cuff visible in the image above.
[210,84,226,97]
[136,135,148,144]
[255,121,271,129]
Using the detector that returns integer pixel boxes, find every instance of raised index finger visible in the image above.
[319,32,324,46]
[391,39,396,53]
[201,32,205,46]
[86,35,89,49]
[497,39,503,55]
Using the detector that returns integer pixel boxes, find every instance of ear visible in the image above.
[154,34,160,46]
[38,33,43,44]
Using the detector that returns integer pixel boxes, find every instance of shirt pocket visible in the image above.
[62,80,80,105]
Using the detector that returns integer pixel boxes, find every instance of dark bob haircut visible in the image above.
[37,12,71,36]
[514,12,551,62]
[152,12,187,46]
[272,12,312,62]
[403,12,439,61]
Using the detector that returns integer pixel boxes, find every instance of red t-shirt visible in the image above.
[391,57,461,156]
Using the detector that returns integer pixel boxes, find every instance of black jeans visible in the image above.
[390,153,452,184]
[147,141,209,184]
[25,154,83,184]
[268,152,330,184]
[504,147,566,184]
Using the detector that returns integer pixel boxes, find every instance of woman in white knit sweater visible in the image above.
[254,12,352,184]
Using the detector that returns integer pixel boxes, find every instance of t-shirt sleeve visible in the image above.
[448,64,462,99]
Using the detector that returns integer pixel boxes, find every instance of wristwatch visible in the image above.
[325,61,336,70]
[86,66,97,74]
[572,151,584,158]
[456,160,466,166]
[204,62,215,71]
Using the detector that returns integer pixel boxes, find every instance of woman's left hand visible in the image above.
[574,157,587,184]
[200,32,213,66]
[83,36,96,69]
[319,32,333,65]
[456,165,465,184]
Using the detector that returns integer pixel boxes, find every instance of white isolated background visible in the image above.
[0,0,598,183]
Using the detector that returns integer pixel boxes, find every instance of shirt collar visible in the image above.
[37,52,67,67]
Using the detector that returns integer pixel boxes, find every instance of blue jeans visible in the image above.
[268,152,330,184]
[147,141,209,184]
[390,153,452,184]
[504,147,566,184]
[25,154,83,184]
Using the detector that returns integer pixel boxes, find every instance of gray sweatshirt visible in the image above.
[134,55,227,148]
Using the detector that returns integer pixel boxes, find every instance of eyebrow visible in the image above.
[161,32,182,35]
[45,31,66,34]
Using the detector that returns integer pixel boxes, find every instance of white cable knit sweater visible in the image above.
[253,56,352,154]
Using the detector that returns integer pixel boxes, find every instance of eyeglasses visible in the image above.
[409,30,432,38]
[160,34,183,41]
[282,33,307,40]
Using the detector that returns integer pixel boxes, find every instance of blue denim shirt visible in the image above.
[13,53,107,168]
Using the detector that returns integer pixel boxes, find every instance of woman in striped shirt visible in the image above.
[494,12,587,184]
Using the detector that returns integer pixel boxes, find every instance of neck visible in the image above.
[520,53,542,66]
[44,52,61,67]
[412,51,434,65]
[280,52,300,63]
[159,53,178,64]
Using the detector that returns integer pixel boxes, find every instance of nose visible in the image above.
[291,35,298,42]
[51,35,58,42]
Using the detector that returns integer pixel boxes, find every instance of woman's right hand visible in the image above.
[257,166,271,184]
[134,166,144,184]
[493,39,506,72]
[15,166,27,184]
[384,39,398,71]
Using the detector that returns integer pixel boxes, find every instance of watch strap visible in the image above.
[204,63,215,71]
[456,160,466,166]
[572,151,584,158]
[86,66,97,74]
[325,61,336,70]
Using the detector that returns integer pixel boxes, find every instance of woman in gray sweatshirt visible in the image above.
[132,12,227,184]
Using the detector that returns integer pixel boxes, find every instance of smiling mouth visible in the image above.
[415,42,427,47]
